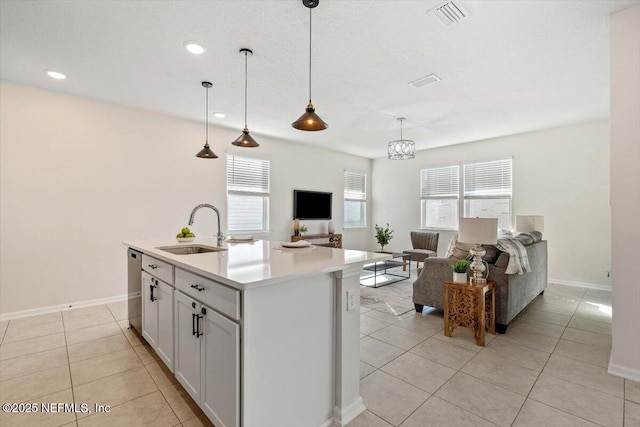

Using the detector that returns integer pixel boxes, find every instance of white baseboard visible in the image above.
[0,294,128,322]
[608,361,640,382]
[548,278,611,291]
[332,397,366,426]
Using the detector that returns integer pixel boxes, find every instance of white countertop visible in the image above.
[124,237,390,290]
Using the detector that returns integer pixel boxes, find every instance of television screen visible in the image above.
[293,190,332,220]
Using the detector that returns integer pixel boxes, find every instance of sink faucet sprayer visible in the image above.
[188,204,224,246]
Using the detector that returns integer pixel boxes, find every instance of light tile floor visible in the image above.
[0,282,637,427]
[0,301,212,427]
[350,280,639,427]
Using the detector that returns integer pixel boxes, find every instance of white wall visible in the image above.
[0,82,372,315]
[609,4,640,381]
[371,121,611,288]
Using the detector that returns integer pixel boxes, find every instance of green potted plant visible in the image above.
[299,224,308,237]
[450,259,469,284]
[374,223,394,252]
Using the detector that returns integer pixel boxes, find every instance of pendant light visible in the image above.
[292,0,328,131]
[232,48,260,147]
[196,81,218,159]
[388,117,415,160]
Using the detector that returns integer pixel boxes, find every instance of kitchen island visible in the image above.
[124,237,389,427]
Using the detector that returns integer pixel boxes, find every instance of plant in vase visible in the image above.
[450,259,469,284]
[299,225,308,237]
[374,223,394,252]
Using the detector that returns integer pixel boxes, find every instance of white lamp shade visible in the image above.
[458,218,498,244]
[515,215,544,232]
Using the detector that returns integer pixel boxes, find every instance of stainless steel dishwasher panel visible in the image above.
[128,248,143,332]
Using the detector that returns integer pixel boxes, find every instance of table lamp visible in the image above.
[458,218,498,285]
[515,215,544,233]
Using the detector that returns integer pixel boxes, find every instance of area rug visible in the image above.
[360,266,416,316]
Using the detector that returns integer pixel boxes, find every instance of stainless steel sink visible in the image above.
[156,245,227,255]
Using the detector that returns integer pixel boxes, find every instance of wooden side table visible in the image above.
[443,281,496,346]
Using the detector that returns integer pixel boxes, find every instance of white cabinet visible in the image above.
[174,291,239,427]
[174,290,201,401]
[142,271,174,372]
[142,272,158,348]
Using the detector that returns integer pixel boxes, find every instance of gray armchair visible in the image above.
[403,231,439,269]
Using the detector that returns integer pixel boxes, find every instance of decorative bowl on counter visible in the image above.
[176,237,196,243]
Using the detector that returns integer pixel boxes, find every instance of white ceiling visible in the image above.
[1,0,637,158]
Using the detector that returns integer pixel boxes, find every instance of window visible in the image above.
[344,171,366,228]
[420,165,459,229]
[463,159,512,229]
[227,153,270,233]
[420,159,513,230]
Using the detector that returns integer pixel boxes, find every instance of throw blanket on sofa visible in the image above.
[496,238,531,275]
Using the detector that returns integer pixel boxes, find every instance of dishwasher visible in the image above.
[127,248,143,333]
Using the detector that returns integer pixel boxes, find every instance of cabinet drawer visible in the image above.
[175,269,240,321]
[142,255,174,285]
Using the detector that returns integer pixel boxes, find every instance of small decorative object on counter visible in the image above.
[328,221,335,234]
[176,226,196,242]
[374,223,394,252]
[450,260,469,284]
[294,218,300,236]
[299,224,308,236]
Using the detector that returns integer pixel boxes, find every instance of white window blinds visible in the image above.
[227,154,270,195]
[344,171,366,228]
[420,166,459,199]
[420,165,459,229]
[227,154,270,233]
[463,159,512,198]
[344,171,366,201]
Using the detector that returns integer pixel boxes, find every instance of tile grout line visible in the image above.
[61,311,79,427]
[508,290,617,427]
[360,283,616,427]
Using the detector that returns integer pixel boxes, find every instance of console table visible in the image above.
[291,233,342,248]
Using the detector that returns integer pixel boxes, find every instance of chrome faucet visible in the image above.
[188,204,224,246]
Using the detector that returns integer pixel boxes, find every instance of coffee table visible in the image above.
[360,252,410,288]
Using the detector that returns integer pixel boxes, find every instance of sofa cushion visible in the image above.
[482,245,501,264]
[495,252,510,269]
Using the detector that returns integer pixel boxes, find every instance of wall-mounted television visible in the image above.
[293,190,332,220]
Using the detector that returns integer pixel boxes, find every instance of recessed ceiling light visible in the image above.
[46,70,67,80]
[184,41,206,55]
[213,112,226,118]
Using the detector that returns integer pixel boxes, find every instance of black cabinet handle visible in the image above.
[190,284,205,292]
[192,312,197,336]
[148,264,158,270]
[150,284,156,302]
[196,314,203,338]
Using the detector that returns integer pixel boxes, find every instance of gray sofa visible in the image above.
[412,237,548,333]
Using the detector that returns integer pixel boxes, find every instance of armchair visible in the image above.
[403,231,439,269]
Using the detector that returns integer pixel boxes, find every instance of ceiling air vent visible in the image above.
[428,1,469,27]
[409,74,441,88]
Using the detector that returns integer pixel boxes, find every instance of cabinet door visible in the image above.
[141,272,158,348]
[200,306,240,427]
[156,281,174,372]
[174,291,201,403]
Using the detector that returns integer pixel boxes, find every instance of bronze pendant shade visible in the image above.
[232,48,259,147]
[196,81,218,158]
[292,0,327,131]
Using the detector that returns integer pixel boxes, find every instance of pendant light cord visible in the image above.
[244,51,248,128]
[308,6,312,102]
[205,85,209,143]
